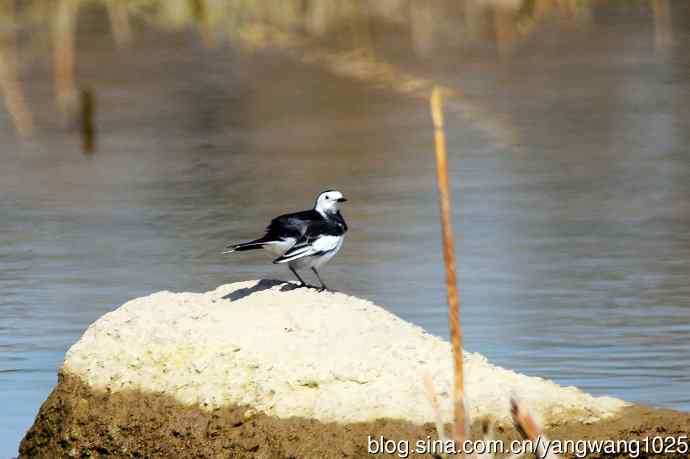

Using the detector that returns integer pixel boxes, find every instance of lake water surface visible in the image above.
[1,3,690,456]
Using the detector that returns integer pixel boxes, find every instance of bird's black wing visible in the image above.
[261,209,323,242]
[272,219,344,264]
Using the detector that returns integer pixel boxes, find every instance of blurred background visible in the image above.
[1,0,690,456]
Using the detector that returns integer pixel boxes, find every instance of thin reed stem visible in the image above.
[430,86,466,449]
[53,0,78,116]
[0,0,33,138]
[423,374,448,444]
[80,87,95,153]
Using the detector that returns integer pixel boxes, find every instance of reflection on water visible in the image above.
[1,1,690,456]
[0,0,680,142]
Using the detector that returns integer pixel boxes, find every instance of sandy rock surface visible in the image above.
[64,280,626,425]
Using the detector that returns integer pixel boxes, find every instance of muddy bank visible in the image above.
[20,371,690,458]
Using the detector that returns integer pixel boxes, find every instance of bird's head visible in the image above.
[314,190,347,215]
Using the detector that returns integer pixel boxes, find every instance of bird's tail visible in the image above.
[223,238,267,254]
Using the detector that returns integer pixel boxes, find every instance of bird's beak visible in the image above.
[337,197,348,203]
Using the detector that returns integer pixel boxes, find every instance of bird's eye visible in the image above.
[325,195,330,200]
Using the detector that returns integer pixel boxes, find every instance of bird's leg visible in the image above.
[289,266,308,288]
[311,267,328,291]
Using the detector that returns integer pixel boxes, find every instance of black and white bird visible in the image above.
[224,190,348,291]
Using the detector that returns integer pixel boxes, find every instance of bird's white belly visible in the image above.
[289,236,344,270]
[262,238,295,256]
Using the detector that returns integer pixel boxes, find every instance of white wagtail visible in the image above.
[224,190,348,291]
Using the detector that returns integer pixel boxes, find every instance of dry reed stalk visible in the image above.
[423,374,448,444]
[53,0,78,116]
[511,397,561,459]
[652,0,673,50]
[510,398,540,442]
[80,87,95,153]
[0,0,33,138]
[430,86,466,450]
[106,0,133,48]
[492,7,518,59]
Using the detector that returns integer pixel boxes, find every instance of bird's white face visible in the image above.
[314,190,347,215]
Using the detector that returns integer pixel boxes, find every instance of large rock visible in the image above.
[20,280,688,458]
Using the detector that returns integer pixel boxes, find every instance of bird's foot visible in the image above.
[290,281,327,291]
[297,283,320,290]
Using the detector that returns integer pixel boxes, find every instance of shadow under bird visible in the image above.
[224,190,348,291]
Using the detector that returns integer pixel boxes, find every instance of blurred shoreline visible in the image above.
[0,0,685,142]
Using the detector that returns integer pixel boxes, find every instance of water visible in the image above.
[2,2,690,456]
